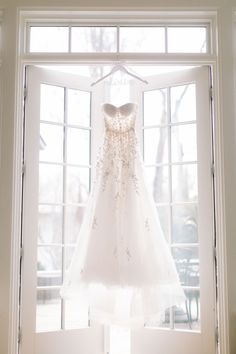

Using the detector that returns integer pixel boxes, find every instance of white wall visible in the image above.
[0,1,235,354]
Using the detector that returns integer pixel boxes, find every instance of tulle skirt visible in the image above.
[60,153,186,328]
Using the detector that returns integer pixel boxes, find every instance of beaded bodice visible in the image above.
[103,103,137,134]
[95,103,139,196]
[102,103,137,156]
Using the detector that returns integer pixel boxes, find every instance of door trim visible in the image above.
[8,9,229,354]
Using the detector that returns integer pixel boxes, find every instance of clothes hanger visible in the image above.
[90,63,149,86]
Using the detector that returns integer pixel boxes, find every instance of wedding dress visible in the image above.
[60,102,186,328]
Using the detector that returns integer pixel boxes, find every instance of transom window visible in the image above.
[27,25,208,54]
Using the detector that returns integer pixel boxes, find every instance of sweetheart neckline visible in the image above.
[102,103,137,120]
[102,102,137,110]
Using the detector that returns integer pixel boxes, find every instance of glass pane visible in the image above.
[30,27,69,52]
[143,128,168,164]
[66,167,90,204]
[39,123,64,162]
[36,288,61,332]
[144,166,169,203]
[38,205,63,244]
[120,27,165,53]
[171,84,196,123]
[39,163,63,204]
[168,27,207,53]
[172,164,198,203]
[65,296,89,329]
[37,245,62,272]
[65,246,76,269]
[174,289,200,331]
[67,89,91,127]
[71,27,117,52]
[171,124,197,163]
[39,163,63,203]
[143,89,168,126]
[65,207,85,245]
[37,270,62,287]
[172,204,198,243]
[172,246,199,287]
[157,206,169,241]
[41,84,64,123]
[67,128,90,165]
[145,308,170,328]
[159,309,170,328]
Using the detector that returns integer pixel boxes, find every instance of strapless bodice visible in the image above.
[102,103,137,134]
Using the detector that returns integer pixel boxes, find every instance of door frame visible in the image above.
[9,8,229,354]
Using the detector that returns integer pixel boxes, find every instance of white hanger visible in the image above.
[90,63,148,86]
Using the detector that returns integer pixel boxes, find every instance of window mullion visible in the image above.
[68,24,72,53]
[165,26,168,53]
[61,86,67,330]
[167,86,175,330]
[117,25,120,55]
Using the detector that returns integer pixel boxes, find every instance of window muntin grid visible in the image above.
[27,24,209,54]
[143,83,200,331]
[37,83,91,332]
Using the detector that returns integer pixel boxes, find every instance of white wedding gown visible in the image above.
[60,102,186,328]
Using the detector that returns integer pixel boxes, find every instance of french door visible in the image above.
[21,66,104,354]
[130,66,216,354]
[21,65,216,354]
